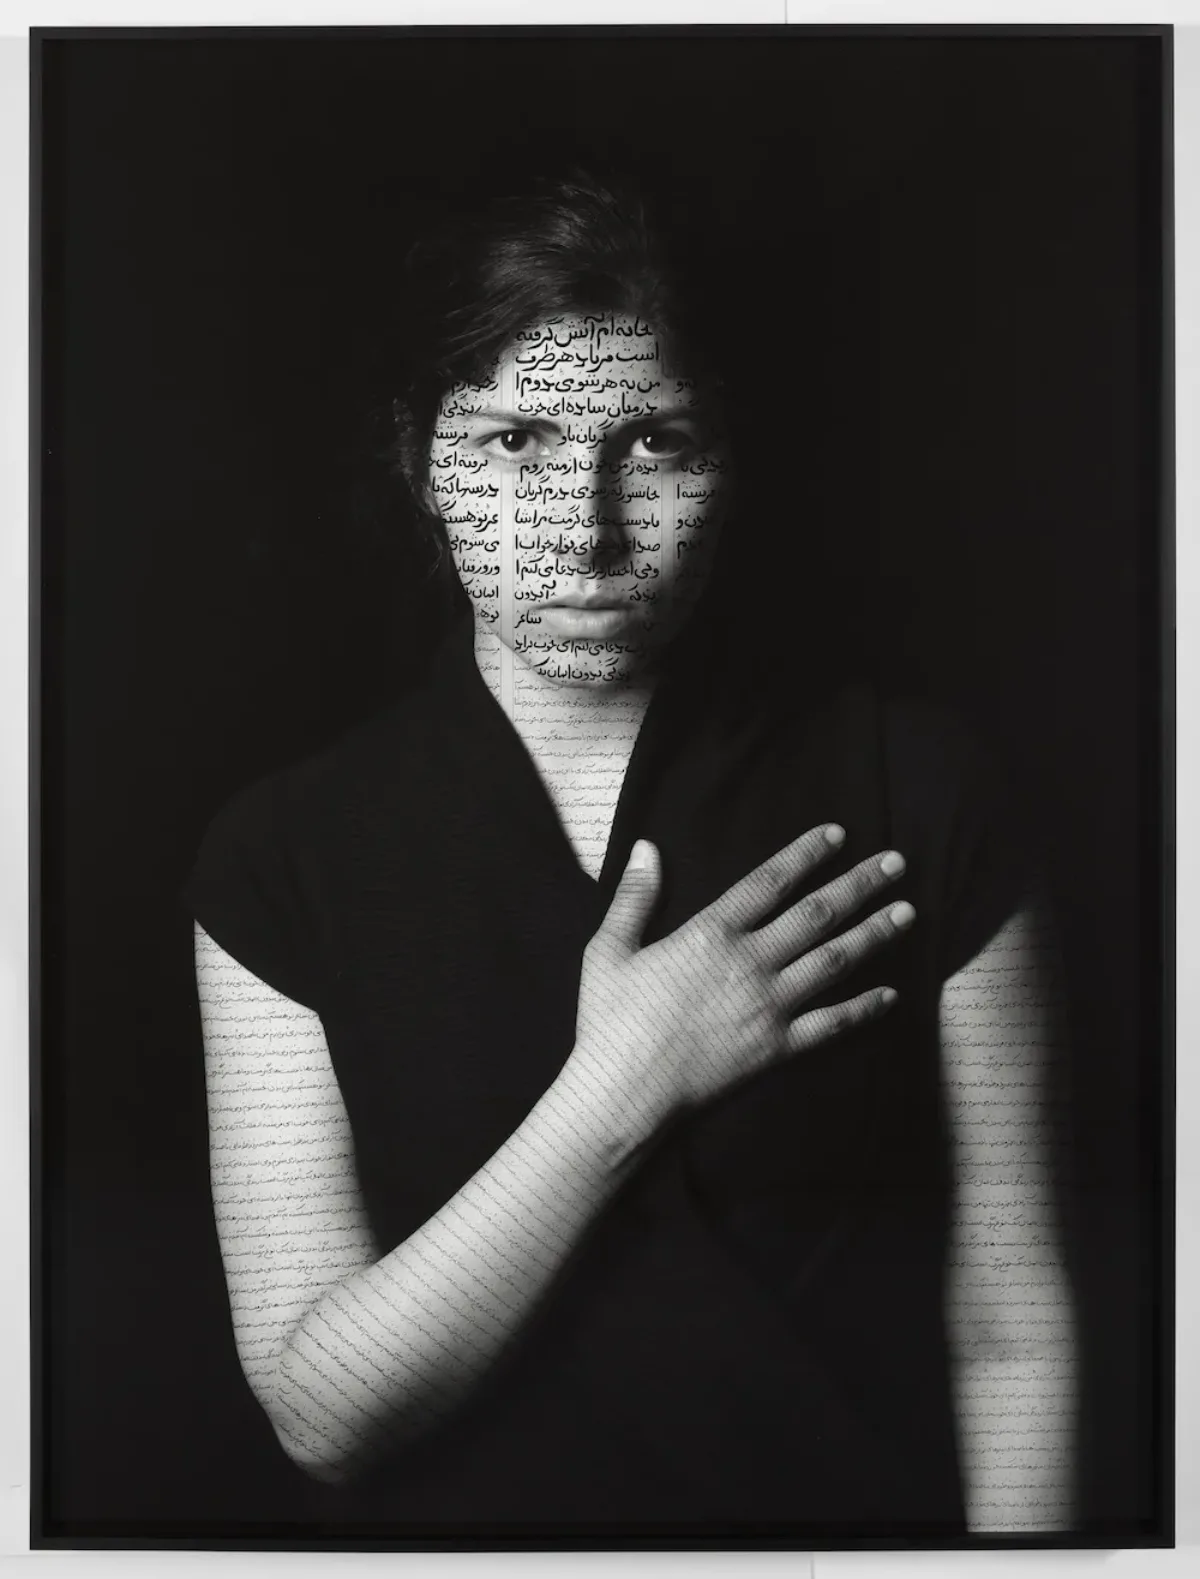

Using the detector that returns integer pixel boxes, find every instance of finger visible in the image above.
[785,986,899,1054]
[776,900,916,1006]
[595,840,661,956]
[752,849,907,967]
[709,823,847,933]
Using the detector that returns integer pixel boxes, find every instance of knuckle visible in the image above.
[823,996,861,1037]
[690,918,733,971]
[852,913,881,946]
[827,1003,850,1035]
[695,910,732,949]
[756,859,791,903]
[806,825,840,861]
[800,892,832,931]
[732,935,761,977]
[764,976,789,1016]
[764,1005,791,1051]
[853,854,886,887]
[585,930,616,964]
[842,871,874,908]
[819,942,847,978]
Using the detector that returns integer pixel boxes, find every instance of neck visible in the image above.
[472,628,654,881]
[473,627,656,740]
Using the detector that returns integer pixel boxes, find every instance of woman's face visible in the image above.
[428,312,732,686]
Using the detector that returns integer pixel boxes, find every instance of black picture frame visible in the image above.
[31,22,1175,1551]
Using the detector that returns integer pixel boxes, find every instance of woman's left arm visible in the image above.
[940,901,1079,1535]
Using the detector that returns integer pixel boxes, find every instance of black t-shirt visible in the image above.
[185,609,1030,1537]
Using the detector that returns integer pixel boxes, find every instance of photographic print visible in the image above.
[32,24,1172,1549]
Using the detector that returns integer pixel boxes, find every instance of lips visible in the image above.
[532,602,638,639]
[538,590,632,611]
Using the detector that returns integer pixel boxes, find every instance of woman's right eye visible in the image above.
[479,429,548,460]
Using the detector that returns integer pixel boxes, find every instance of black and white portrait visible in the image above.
[34,24,1170,1550]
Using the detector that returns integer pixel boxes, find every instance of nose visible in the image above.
[560,456,629,565]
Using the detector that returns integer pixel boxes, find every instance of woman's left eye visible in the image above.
[629,429,692,460]
[480,429,547,460]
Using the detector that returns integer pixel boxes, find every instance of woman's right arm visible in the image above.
[199,825,912,1484]
[198,918,639,1483]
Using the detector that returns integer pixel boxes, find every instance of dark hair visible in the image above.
[372,167,729,579]
[347,162,878,686]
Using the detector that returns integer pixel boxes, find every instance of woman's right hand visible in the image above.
[570,825,913,1151]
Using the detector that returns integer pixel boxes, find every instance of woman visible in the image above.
[188,170,1078,1536]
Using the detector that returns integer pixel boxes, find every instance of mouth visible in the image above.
[539,592,632,612]
[527,599,640,640]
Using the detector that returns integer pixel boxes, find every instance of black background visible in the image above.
[36,28,1169,1544]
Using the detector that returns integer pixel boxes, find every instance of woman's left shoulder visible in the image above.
[870,690,1037,977]
[866,689,1020,837]
[779,678,1023,867]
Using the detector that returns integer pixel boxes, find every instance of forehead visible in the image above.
[509,313,665,370]
[445,313,701,416]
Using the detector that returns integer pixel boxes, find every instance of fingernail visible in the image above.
[879,851,905,878]
[880,987,899,1007]
[628,840,654,871]
[825,824,846,847]
[889,901,916,930]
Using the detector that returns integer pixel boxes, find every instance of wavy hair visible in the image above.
[365,165,729,584]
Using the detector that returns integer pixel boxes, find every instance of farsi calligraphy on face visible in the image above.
[430,313,732,687]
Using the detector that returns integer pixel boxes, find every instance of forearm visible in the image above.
[949,1264,1079,1534]
[269,1050,642,1482]
[940,903,1079,1533]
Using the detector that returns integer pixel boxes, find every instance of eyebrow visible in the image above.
[457,404,704,430]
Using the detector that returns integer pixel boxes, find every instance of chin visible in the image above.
[515,637,655,688]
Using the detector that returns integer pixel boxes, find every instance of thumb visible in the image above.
[600,840,661,954]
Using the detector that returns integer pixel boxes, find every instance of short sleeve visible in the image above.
[184,770,326,1011]
[884,699,1036,984]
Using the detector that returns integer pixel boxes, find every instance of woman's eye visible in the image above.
[480,429,546,460]
[629,428,692,460]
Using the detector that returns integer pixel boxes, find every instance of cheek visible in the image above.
[430,463,505,554]
[430,467,475,518]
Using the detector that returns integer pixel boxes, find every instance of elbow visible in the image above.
[253,1369,375,1486]
[258,1330,464,1480]
[267,1411,375,1487]
[279,1433,358,1486]
[260,1370,430,1485]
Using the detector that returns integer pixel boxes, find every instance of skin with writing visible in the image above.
[429,313,730,689]
[198,286,1076,1530]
